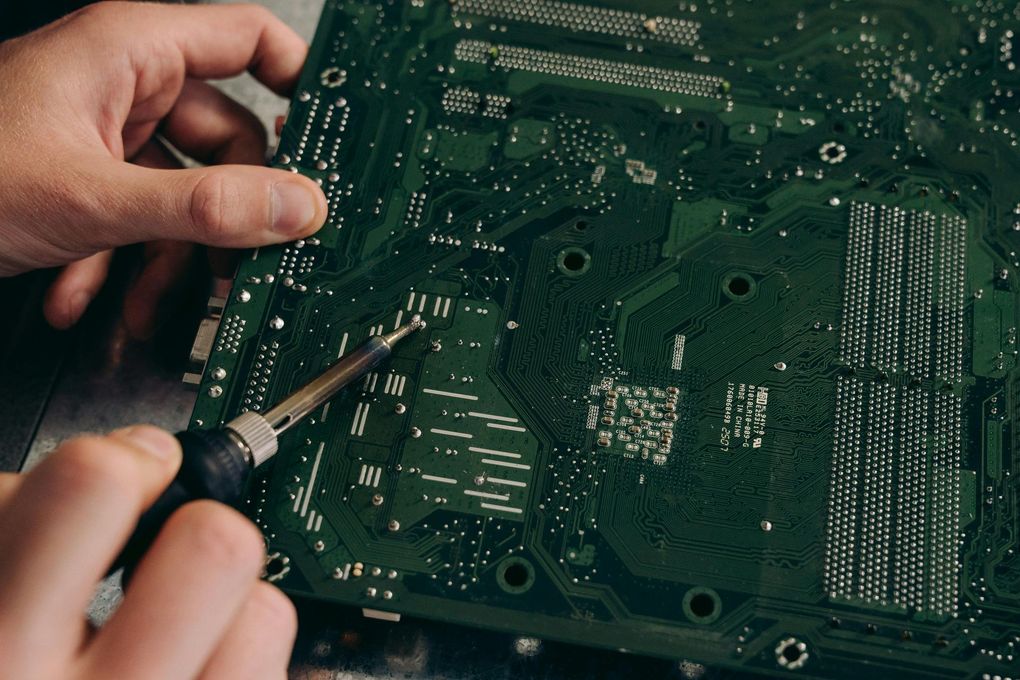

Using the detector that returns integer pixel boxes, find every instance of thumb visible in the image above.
[85,161,327,251]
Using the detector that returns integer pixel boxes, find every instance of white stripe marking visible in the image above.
[488,422,526,432]
[397,376,407,396]
[300,443,325,517]
[338,332,349,358]
[407,292,416,311]
[480,502,523,515]
[418,295,427,313]
[358,463,368,485]
[442,298,452,318]
[469,446,521,459]
[351,402,364,435]
[293,486,305,513]
[488,477,527,488]
[481,458,531,470]
[372,466,382,487]
[369,373,378,393]
[468,411,519,423]
[306,510,316,531]
[384,373,394,394]
[321,402,330,422]
[315,514,323,532]
[357,403,371,436]
[430,427,473,439]
[423,388,478,401]
[433,296,442,317]
[394,310,403,329]
[421,474,458,484]
[465,489,510,501]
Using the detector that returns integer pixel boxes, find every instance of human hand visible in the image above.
[0,425,296,679]
[0,2,327,336]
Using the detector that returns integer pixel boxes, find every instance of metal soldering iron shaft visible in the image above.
[112,314,426,577]
[259,314,426,438]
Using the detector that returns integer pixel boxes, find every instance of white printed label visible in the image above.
[720,382,769,451]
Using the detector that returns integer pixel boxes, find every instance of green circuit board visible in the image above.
[189,0,1020,676]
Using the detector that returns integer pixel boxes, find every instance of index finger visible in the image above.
[171,3,309,95]
[0,427,182,659]
[92,2,309,96]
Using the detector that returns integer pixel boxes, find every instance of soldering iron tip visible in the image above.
[381,314,427,346]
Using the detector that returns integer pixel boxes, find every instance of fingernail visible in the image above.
[116,426,180,462]
[271,182,319,236]
[67,290,93,325]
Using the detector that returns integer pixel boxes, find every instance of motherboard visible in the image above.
[189,1,1020,676]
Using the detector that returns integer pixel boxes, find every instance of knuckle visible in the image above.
[170,501,265,571]
[188,172,238,241]
[48,436,139,504]
[239,3,275,24]
[68,2,122,28]
[249,582,298,635]
[69,2,110,20]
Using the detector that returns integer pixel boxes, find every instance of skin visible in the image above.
[0,3,327,678]
[0,0,328,336]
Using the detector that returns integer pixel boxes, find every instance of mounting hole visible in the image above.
[723,273,756,300]
[728,277,750,296]
[557,248,591,276]
[693,119,707,131]
[682,587,721,624]
[503,563,529,586]
[263,552,291,583]
[775,637,809,670]
[321,67,347,88]
[497,557,535,593]
[574,220,589,232]
[689,593,715,617]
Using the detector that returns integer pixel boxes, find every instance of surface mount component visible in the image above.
[190,1,1020,676]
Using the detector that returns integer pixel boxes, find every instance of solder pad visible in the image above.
[189,1,1020,676]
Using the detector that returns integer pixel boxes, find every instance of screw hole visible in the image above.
[776,637,809,669]
[683,587,721,623]
[497,558,535,593]
[503,563,529,587]
[563,251,586,271]
[689,593,716,618]
[727,275,751,296]
[557,248,591,276]
[574,220,589,232]
[263,552,290,583]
